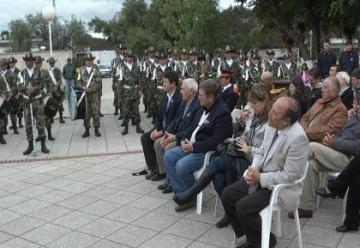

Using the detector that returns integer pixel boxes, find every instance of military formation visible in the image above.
[0,45,298,155]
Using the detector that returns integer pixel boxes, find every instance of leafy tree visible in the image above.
[9,20,32,52]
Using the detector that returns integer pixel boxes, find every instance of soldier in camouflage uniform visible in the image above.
[150,52,170,123]
[198,49,211,82]
[277,53,297,81]
[77,54,102,138]
[177,48,188,81]
[18,53,49,155]
[111,44,126,117]
[219,45,240,86]
[262,49,279,79]
[0,58,18,137]
[185,48,201,82]
[237,51,249,108]
[119,50,144,135]
[8,56,23,129]
[211,48,223,78]
[140,49,150,115]
[43,57,63,141]
[245,53,263,86]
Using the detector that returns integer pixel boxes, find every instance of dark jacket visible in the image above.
[310,87,322,107]
[341,86,354,110]
[220,85,238,112]
[62,63,76,80]
[339,50,359,75]
[155,88,182,131]
[166,98,200,144]
[317,51,337,78]
[182,98,233,153]
[332,115,360,156]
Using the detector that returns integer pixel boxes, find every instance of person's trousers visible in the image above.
[299,142,350,210]
[154,138,176,175]
[64,79,74,101]
[164,146,205,194]
[328,155,360,228]
[141,130,161,172]
[221,178,272,247]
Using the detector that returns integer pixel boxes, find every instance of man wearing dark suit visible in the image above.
[337,71,354,110]
[221,97,309,248]
[164,79,233,211]
[137,71,182,180]
[317,40,337,79]
[154,78,200,192]
[219,69,239,112]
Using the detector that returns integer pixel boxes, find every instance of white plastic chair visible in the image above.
[259,162,309,248]
[193,151,216,214]
[317,171,348,222]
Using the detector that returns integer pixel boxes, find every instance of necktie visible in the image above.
[260,130,279,172]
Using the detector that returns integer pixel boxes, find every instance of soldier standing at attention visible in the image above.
[211,48,223,79]
[262,49,279,78]
[178,48,188,81]
[77,54,102,138]
[185,48,200,82]
[119,50,144,135]
[44,57,63,141]
[111,44,126,117]
[278,53,297,80]
[8,56,23,129]
[18,53,49,155]
[0,58,18,136]
[245,53,262,85]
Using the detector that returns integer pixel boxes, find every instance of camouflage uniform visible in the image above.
[0,66,18,136]
[44,62,62,138]
[140,50,151,115]
[9,57,23,128]
[277,60,297,81]
[111,47,125,116]
[119,51,144,135]
[237,54,249,108]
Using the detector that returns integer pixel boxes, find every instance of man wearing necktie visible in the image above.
[221,97,309,248]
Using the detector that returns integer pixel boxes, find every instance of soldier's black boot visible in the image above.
[94,127,101,137]
[0,135,6,144]
[12,121,19,134]
[18,117,23,128]
[114,107,119,116]
[136,124,144,134]
[82,128,90,138]
[40,137,49,153]
[121,124,128,135]
[47,127,55,141]
[23,140,33,155]
[59,111,65,123]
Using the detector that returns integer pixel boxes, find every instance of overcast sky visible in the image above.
[0,0,238,31]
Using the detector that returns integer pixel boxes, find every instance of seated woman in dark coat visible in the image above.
[288,76,310,116]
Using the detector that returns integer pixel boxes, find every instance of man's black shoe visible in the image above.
[216,214,230,228]
[132,169,148,176]
[315,187,336,199]
[336,224,358,233]
[158,181,168,190]
[151,173,166,181]
[175,200,195,212]
[145,170,156,180]
[162,185,173,194]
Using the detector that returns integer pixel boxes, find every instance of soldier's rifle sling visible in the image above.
[77,70,95,107]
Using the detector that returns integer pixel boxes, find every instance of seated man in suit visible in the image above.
[219,69,238,112]
[300,76,348,143]
[291,88,360,218]
[164,79,233,212]
[336,71,353,110]
[221,96,309,248]
[154,78,200,193]
[136,71,182,180]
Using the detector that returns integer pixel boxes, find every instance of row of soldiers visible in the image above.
[110,44,298,130]
[0,53,64,154]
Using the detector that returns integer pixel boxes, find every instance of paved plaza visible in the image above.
[0,79,359,248]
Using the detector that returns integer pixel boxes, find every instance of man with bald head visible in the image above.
[222,96,309,248]
[300,77,348,143]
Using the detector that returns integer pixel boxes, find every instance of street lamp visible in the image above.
[309,30,313,60]
[42,5,56,56]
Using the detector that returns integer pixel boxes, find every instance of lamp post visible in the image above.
[42,5,56,56]
[309,30,313,60]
